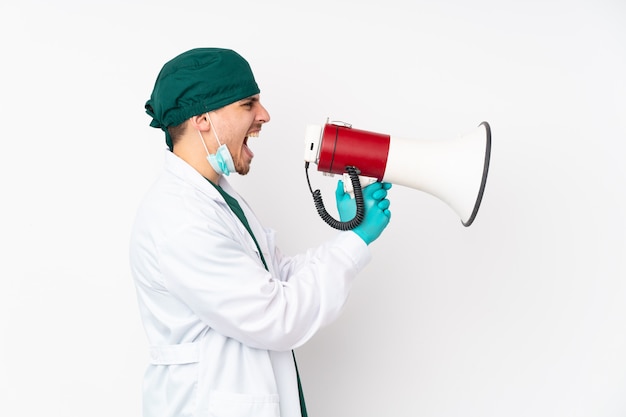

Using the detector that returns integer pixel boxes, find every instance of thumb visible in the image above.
[335,180,347,200]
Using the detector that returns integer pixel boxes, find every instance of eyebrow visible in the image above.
[240,95,260,103]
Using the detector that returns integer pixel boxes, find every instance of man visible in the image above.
[130,47,392,417]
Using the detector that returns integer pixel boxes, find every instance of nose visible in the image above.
[257,103,270,124]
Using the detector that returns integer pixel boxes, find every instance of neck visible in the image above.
[173,140,220,184]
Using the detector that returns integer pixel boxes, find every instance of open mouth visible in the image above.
[243,132,258,159]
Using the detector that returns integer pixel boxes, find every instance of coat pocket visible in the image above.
[207,390,280,417]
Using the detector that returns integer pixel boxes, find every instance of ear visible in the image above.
[189,113,211,131]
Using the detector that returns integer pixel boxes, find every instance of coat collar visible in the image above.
[163,149,237,202]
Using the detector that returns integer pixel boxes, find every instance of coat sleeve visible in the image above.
[159,211,371,352]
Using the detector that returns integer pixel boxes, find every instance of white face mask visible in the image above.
[198,113,236,176]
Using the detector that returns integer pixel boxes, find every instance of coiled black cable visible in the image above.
[305,163,365,230]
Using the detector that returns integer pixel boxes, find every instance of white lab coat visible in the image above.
[130,150,371,417]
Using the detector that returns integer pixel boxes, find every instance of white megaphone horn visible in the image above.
[303,120,491,228]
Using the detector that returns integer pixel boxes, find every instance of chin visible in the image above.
[236,165,251,176]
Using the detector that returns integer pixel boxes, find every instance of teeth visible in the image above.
[247,132,259,138]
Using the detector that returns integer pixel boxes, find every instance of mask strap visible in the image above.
[197,112,223,156]
[205,113,223,147]
[197,130,211,155]
[197,112,234,177]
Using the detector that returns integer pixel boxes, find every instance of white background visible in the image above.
[1,1,625,416]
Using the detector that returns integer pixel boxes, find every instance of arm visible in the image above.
[160,217,370,352]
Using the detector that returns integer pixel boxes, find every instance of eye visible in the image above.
[240,97,260,109]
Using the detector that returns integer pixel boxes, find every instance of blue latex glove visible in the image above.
[336,180,392,245]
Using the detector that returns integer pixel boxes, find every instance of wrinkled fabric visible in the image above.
[129,150,371,417]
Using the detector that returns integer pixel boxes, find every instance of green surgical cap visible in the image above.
[145,48,260,150]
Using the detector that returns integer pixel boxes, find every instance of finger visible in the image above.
[372,188,388,200]
[377,199,390,210]
[335,180,346,199]
[361,181,382,198]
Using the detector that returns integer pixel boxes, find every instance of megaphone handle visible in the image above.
[305,164,366,230]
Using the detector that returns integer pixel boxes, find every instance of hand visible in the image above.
[336,180,392,245]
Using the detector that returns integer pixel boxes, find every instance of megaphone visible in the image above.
[303,120,491,228]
